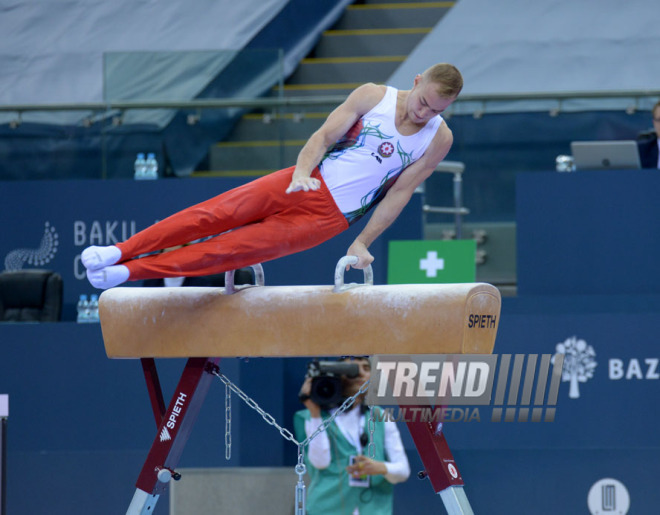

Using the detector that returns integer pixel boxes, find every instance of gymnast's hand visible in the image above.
[286,176,321,193]
[346,241,374,270]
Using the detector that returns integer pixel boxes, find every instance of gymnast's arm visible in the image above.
[286,83,385,194]
[347,123,454,269]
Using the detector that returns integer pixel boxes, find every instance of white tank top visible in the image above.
[319,86,443,224]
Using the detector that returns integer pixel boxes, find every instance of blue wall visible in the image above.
[3,299,659,514]
[517,169,660,295]
[2,173,659,514]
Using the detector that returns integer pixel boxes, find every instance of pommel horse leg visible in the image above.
[127,357,220,515]
[404,407,473,515]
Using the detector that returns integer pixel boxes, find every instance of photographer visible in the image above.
[293,357,410,515]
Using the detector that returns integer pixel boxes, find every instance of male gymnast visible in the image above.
[83,63,463,289]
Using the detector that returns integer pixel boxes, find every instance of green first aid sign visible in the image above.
[387,240,476,284]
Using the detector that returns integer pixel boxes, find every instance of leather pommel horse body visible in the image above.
[99,280,501,514]
[100,282,500,358]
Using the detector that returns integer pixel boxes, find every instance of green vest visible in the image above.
[294,408,394,515]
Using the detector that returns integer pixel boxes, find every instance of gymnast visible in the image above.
[82,63,463,289]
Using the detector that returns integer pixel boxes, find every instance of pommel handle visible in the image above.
[224,263,265,294]
[334,256,373,293]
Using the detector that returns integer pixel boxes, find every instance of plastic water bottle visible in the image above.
[89,294,99,322]
[77,294,89,323]
[134,153,147,180]
[555,154,576,172]
[145,153,159,179]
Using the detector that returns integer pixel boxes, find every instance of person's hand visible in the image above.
[299,377,321,418]
[286,176,321,194]
[346,241,374,270]
[346,455,388,477]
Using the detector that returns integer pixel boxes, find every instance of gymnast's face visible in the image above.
[342,358,371,398]
[407,74,455,125]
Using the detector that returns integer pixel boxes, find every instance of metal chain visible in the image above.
[213,369,371,515]
[212,369,370,449]
[295,446,307,515]
[367,405,376,459]
[225,382,231,460]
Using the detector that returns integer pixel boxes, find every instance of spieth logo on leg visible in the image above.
[160,427,172,442]
[159,392,188,442]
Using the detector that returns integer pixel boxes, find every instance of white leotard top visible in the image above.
[319,86,443,224]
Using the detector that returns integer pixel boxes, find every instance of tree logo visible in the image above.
[553,336,597,399]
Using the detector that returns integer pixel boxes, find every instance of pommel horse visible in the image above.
[99,257,501,514]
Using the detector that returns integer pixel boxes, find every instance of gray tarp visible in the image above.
[389,0,660,113]
[0,0,352,128]
[0,0,287,104]
[0,0,287,124]
[0,0,354,179]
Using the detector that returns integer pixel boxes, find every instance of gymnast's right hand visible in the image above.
[286,176,321,193]
[346,241,374,270]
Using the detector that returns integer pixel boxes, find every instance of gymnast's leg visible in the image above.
[124,187,348,281]
[86,168,347,288]
[82,167,297,271]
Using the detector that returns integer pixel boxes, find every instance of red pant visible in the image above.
[117,167,348,281]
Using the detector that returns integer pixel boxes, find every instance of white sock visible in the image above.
[81,245,122,271]
[87,265,130,290]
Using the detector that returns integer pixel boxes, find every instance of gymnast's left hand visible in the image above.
[346,455,387,477]
[346,241,374,270]
[286,176,321,193]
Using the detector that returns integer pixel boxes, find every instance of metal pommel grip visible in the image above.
[334,256,374,293]
[224,263,265,294]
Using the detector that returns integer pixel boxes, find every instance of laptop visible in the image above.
[570,140,641,170]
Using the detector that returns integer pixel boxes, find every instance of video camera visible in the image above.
[305,360,360,409]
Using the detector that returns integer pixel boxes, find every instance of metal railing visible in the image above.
[1,88,659,116]
[421,161,468,239]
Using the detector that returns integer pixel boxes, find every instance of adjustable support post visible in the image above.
[403,405,474,515]
[127,357,220,515]
[141,358,166,426]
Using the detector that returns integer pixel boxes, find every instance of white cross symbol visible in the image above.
[420,251,445,278]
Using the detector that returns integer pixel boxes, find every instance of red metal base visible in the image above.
[135,357,220,496]
[402,405,464,493]
[130,367,466,505]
